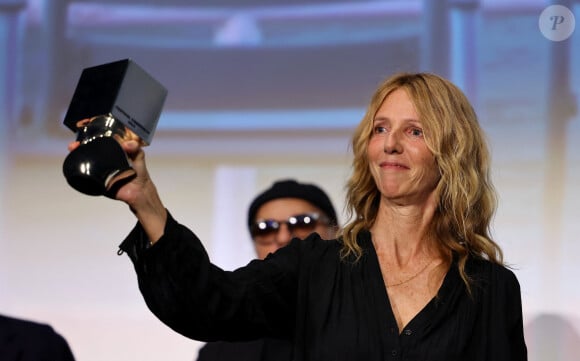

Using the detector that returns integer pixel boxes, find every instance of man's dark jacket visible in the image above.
[0,314,75,361]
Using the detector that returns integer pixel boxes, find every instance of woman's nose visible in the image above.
[384,131,403,154]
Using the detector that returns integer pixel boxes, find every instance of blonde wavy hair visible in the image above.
[338,72,503,289]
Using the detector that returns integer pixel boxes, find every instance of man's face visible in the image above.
[251,198,334,260]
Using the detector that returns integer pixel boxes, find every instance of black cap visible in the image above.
[247,179,338,233]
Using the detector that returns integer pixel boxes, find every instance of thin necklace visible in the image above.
[386,259,433,288]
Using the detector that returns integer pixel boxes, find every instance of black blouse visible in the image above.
[120,212,527,361]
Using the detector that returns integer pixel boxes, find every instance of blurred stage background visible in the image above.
[0,0,578,360]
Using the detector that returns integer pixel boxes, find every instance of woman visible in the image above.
[75,72,527,360]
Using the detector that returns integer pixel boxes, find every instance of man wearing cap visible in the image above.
[196,179,338,361]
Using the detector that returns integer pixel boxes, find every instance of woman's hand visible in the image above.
[67,139,167,244]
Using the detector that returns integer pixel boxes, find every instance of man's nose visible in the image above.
[273,223,293,246]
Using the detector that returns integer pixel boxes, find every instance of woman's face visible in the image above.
[367,88,440,205]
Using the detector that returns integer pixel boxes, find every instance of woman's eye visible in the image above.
[373,126,387,134]
[409,128,423,137]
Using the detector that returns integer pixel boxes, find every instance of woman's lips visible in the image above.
[380,161,409,169]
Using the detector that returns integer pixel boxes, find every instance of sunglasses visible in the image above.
[251,213,328,238]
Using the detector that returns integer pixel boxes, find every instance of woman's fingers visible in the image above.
[67,141,80,152]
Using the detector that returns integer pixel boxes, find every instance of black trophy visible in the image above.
[62,59,167,197]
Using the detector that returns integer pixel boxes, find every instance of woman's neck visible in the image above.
[370,200,438,265]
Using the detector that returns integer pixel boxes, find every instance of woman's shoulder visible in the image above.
[264,230,374,273]
[465,257,522,291]
[264,232,343,268]
[288,232,343,257]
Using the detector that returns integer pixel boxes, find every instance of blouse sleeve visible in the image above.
[498,269,528,361]
[480,264,528,361]
[118,211,300,342]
